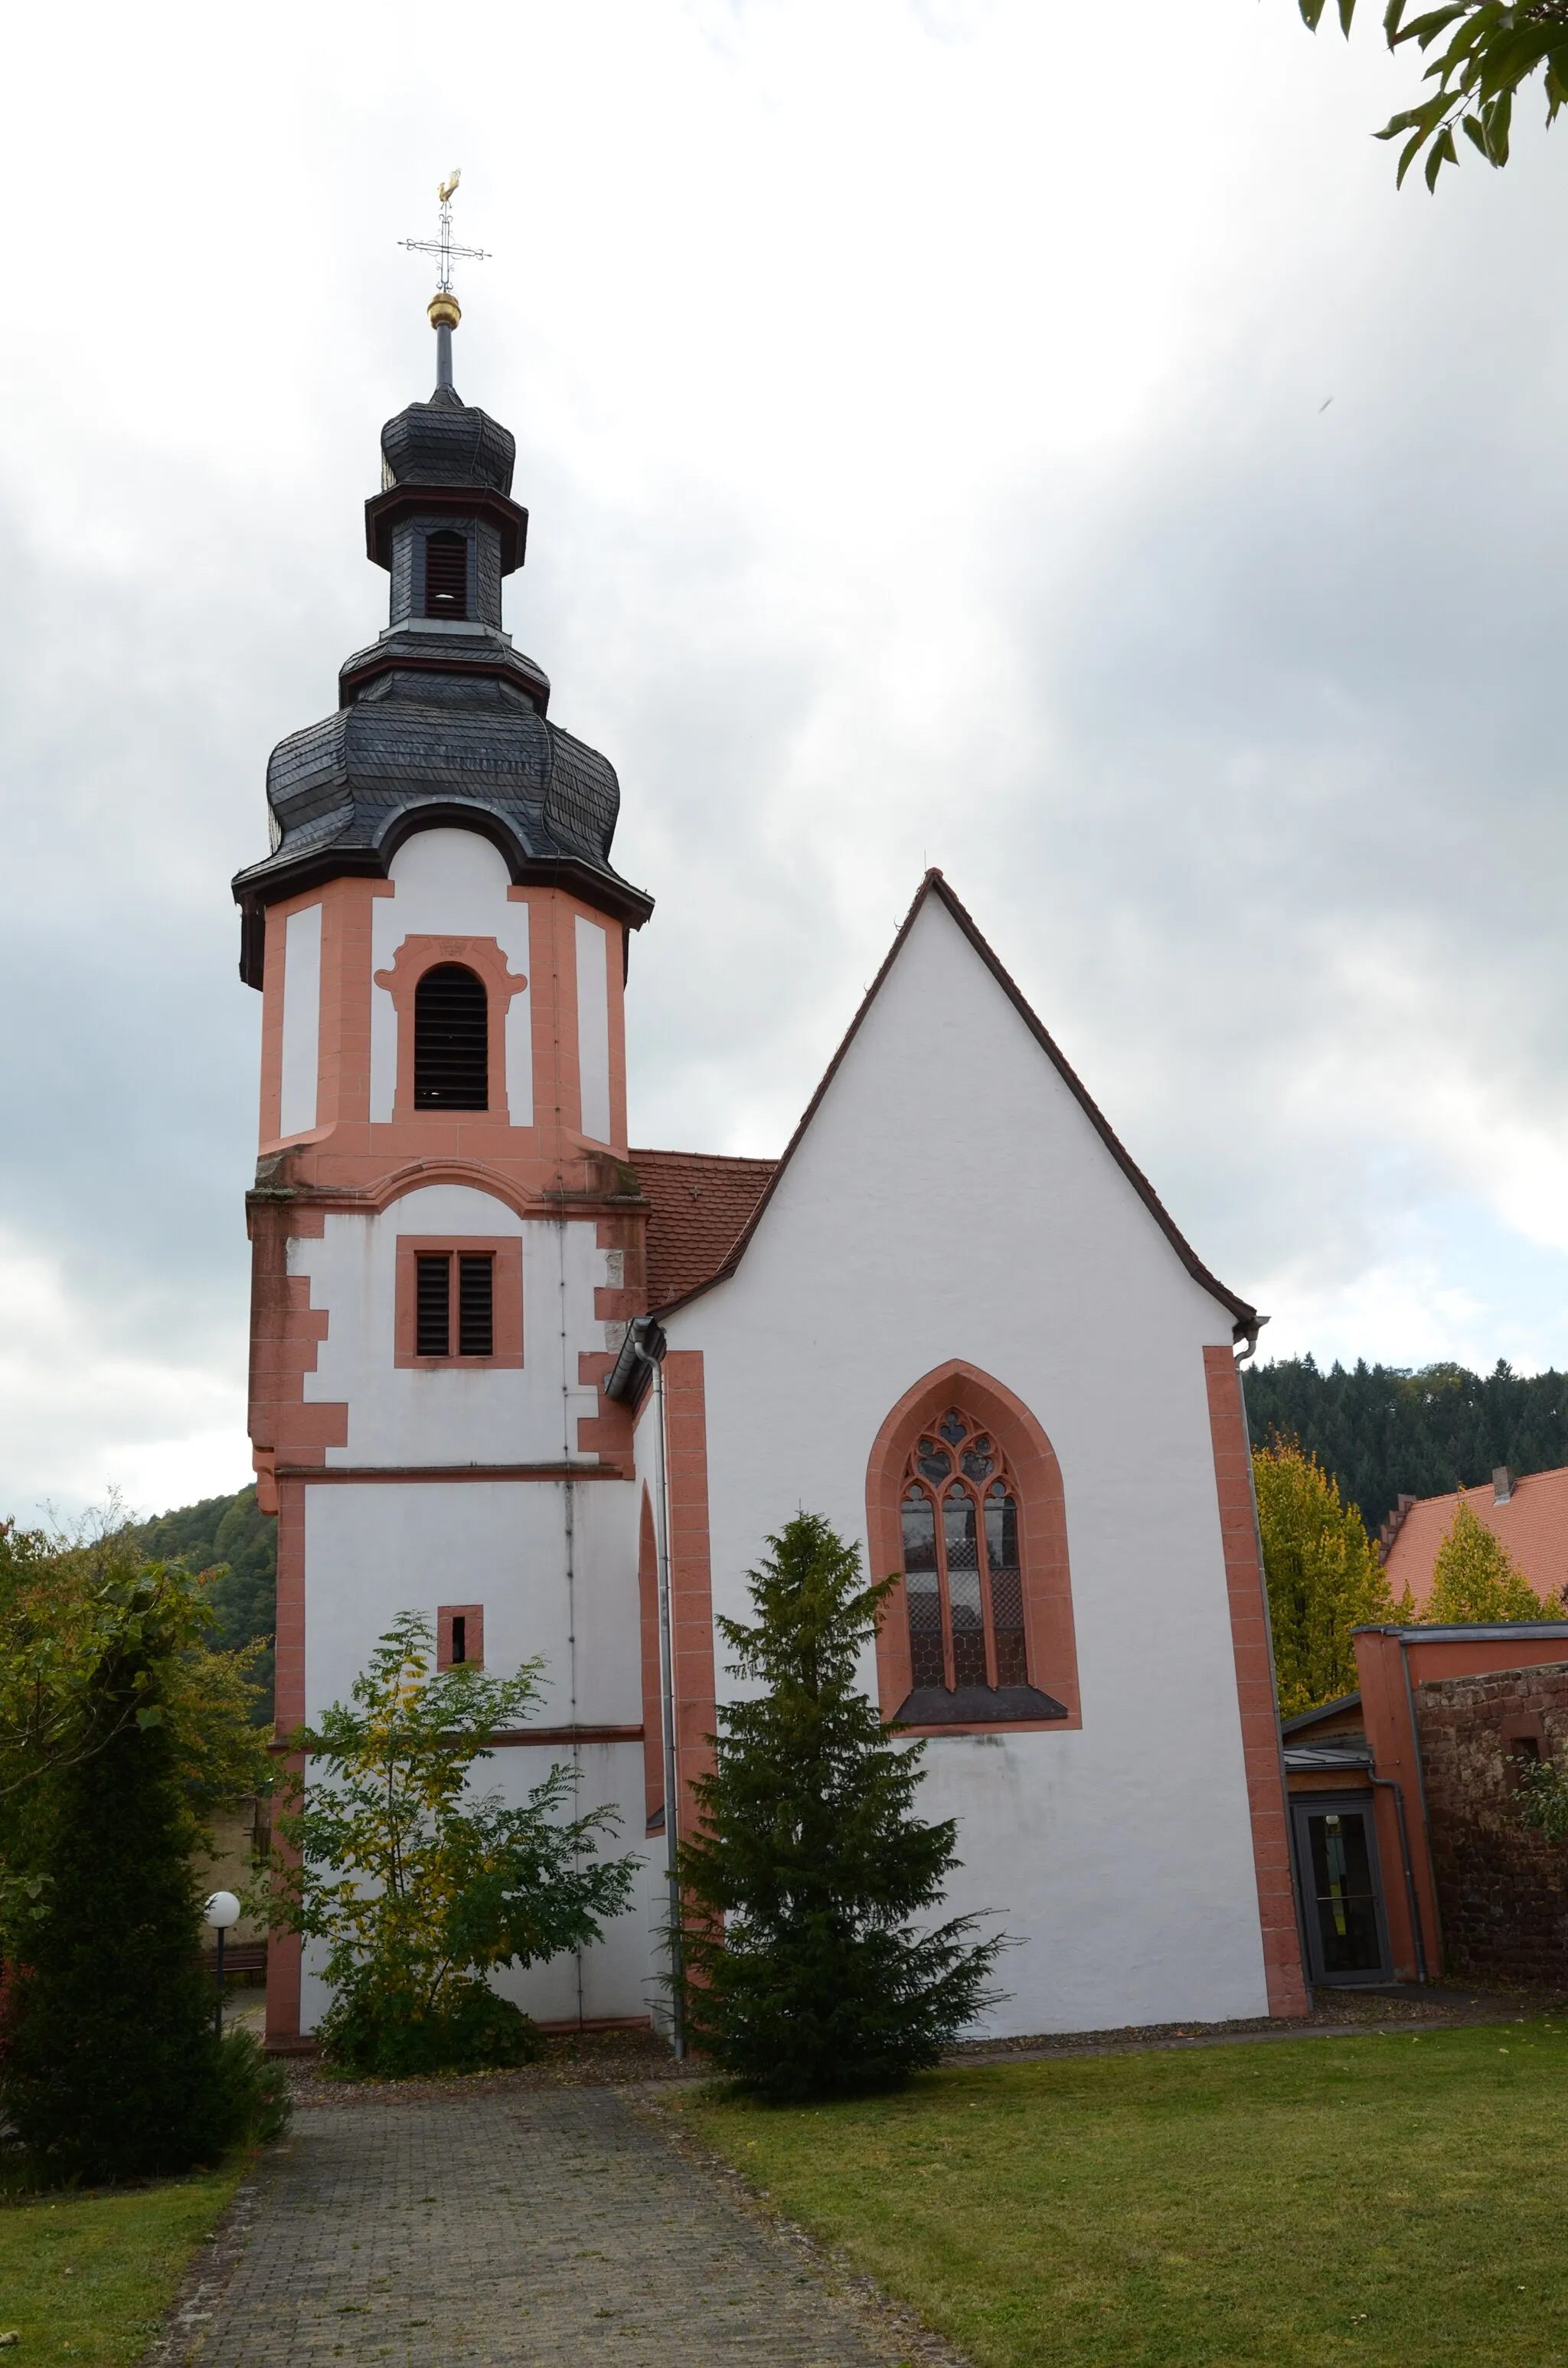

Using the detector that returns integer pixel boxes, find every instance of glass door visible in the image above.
[1292,1796,1390,1985]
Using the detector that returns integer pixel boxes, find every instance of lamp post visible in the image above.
[204,1891,241,2039]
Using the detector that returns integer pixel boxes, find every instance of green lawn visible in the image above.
[679,2023,1568,2367]
[0,2162,247,2366]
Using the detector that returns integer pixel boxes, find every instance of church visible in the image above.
[234,277,1308,2048]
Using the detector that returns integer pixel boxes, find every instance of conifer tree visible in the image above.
[2,1624,260,2180]
[1253,1438,1393,1716]
[1426,1500,1544,1624]
[675,1513,1003,2101]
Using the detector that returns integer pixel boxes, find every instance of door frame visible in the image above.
[1289,1789,1393,1987]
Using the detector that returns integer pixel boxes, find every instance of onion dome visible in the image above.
[379,384,516,496]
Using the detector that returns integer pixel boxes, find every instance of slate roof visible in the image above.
[651,871,1260,1340]
[233,378,651,969]
[629,1150,777,1309]
[380,384,514,492]
[234,666,648,924]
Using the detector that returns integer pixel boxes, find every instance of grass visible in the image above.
[678,2022,1568,2367]
[0,2160,247,2366]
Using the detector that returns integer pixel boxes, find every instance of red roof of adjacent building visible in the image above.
[629,1149,777,1310]
[1383,1467,1568,1611]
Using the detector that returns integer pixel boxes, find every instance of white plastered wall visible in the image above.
[370,829,533,1123]
[279,902,322,1140]
[661,891,1269,2037]
[297,1472,652,2029]
[294,1185,603,1467]
[574,915,612,1143]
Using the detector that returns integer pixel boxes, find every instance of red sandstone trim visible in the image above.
[273,1461,628,1483]
[637,1487,664,1825]
[865,1362,1082,1733]
[393,1235,524,1369]
[663,1350,718,1833]
[372,934,528,1123]
[436,1603,485,1671]
[487,1725,645,1748]
[1204,1346,1309,2018]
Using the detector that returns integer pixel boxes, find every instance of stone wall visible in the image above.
[1414,1660,1568,1987]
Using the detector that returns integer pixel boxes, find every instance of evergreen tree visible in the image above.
[1243,1356,1568,1539]
[1426,1500,1544,1624]
[2,1616,263,2180]
[1252,1439,1394,1715]
[675,1513,1004,2101]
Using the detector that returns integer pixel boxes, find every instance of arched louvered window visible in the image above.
[900,1408,1027,1692]
[413,963,488,1110]
[423,531,469,620]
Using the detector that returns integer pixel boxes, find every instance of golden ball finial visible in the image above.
[427,290,461,332]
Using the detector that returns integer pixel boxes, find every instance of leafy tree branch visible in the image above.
[1300,2,1568,186]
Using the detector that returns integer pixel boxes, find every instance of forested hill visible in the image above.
[131,1484,276,1714]
[1242,1359,1568,1536]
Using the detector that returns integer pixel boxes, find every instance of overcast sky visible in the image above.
[4,0,1567,1521]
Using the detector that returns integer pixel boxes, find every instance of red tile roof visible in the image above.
[1383,1467,1568,1611]
[630,1149,777,1311]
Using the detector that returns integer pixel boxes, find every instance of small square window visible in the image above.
[437,1604,484,1671]
[396,1238,523,1369]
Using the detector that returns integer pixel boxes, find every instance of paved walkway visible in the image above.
[160,2084,906,2368]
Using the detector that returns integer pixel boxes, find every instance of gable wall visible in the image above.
[662,894,1279,2035]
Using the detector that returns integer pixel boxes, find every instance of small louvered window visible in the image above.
[423,531,468,619]
[458,1256,494,1356]
[416,1255,451,1356]
[414,964,488,1109]
[414,1253,495,1359]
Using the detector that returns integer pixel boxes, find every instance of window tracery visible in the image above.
[900,1408,1027,1693]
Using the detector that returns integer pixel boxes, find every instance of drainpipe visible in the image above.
[1398,1634,1443,1977]
[637,1322,684,2059]
[1368,1771,1427,1985]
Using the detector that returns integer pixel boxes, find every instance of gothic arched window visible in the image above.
[413,963,489,1109]
[900,1408,1028,1693]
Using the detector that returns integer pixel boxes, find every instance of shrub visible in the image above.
[261,1613,636,2080]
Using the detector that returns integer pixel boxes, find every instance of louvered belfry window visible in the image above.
[423,530,469,619]
[413,963,488,1109]
[416,1255,452,1356]
[900,1408,1027,1693]
[414,1253,495,1358]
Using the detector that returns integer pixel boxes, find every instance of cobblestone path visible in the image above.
[169,2085,903,2367]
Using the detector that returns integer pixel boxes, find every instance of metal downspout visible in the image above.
[1368,1771,1427,1985]
[1399,1634,1442,1977]
[649,1348,685,2059]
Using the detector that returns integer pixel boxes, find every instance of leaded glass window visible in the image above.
[899,1409,1027,1693]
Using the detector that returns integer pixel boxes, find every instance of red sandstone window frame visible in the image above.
[436,1603,485,1670]
[372,935,528,1123]
[394,1237,524,1369]
[865,1360,1081,1735]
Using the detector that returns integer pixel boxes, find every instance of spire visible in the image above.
[400,169,489,400]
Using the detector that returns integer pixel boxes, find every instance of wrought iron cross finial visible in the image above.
[400,168,489,298]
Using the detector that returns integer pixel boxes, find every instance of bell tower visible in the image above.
[234,224,656,2044]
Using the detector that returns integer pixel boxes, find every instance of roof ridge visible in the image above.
[651,871,1257,1336]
